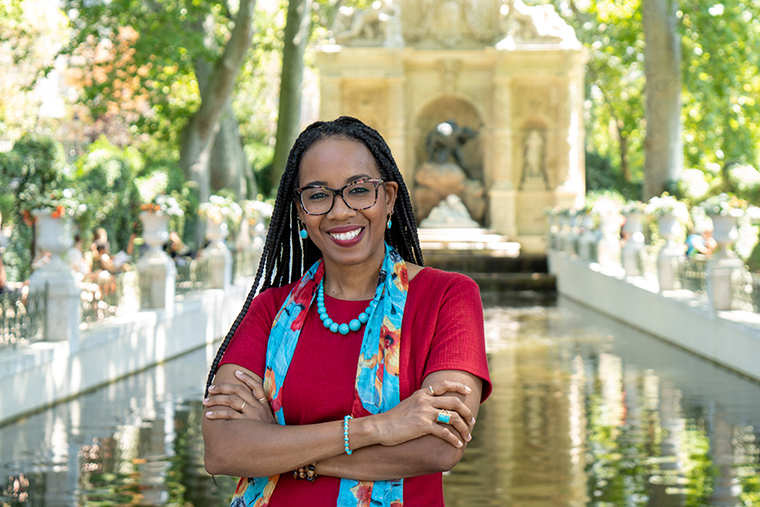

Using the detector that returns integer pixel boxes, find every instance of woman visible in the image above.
[202,116,491,506]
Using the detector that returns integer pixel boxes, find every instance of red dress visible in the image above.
[220,267,492,506]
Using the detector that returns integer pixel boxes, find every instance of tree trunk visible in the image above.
[178,0,257,203]
[643,0,682,200]
[210,99,256,199]
[271,0,313,182]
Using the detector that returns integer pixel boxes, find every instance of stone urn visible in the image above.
[656,212,685,291]
[622,212,645,276]
[206,219,229,244]
[710,214,740,258]
[34,209,73,270]
[139,211,170,256]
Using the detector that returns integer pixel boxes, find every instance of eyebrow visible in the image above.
[301,174,375,187]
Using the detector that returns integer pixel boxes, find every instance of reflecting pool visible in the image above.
[1,294,759,506]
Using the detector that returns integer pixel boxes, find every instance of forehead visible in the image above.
[298,137,381,185]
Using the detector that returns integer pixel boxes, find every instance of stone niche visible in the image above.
[316,0,587,254]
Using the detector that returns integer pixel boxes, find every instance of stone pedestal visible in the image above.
[597,213,622,268]
[137,252,176,312]
[488,183,518,238]
[706,214,742,311]
[204,219,232,290]
[657,213,684,291]
[138,212,176,311]
[28,211,80,347]
[577,214,597,262]
[621,213,645,277]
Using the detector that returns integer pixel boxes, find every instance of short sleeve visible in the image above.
[422,274,492,402]
[219,286,283,378]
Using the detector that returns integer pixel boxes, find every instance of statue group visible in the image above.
[414,120,485,227]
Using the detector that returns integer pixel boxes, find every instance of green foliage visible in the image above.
[0,135,69,280]
[586,151,642,201]
[74,137,143,252]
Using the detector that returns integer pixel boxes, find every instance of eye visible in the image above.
[348,184,371,195]
[304,189,330,200]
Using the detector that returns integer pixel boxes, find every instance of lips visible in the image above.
[327,226,365,246]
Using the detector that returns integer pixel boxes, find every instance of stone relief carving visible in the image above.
[496,0,580,49]
[438,59,462,93]
[513,85,555,121]
[344,87,388,129]
[402,0,499,46]
[331,1,404,47]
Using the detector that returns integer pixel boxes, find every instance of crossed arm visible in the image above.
[201,363,483,481]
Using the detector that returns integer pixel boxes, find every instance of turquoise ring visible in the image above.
[436,409,451,424]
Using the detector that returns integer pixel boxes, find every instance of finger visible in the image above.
[235,370,268,403]
[432,397,476,427]
[437,410,471,442]
[203,393,246,412]
[205,407,245,420]
[428,380,472,397]
[429,424,464,448]
[210,382,257,407]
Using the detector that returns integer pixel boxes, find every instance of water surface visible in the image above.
[1,294,759,506]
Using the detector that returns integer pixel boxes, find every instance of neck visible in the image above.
[322,251,385,301]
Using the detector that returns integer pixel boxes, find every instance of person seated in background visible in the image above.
[65,233,91,280]
[685,225,717,257]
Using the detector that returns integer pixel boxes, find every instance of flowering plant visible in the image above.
[140,194,184,217]
[198,195,243,225]
[621,200,647,216]
[242,199,274,225]
[644,193,689,219]
[699,193,747,217]
[589,197,621,217]
[21,188,87,225]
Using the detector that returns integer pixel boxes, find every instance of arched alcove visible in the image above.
[413,96,484,183]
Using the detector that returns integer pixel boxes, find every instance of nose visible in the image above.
[327,191,356,220]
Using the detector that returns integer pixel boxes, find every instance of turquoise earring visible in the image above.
[300,227,308,239]
[387,214,392,230]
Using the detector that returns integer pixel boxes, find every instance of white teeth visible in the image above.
[331,228,361,241]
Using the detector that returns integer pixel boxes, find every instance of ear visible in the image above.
[383,181,398,213]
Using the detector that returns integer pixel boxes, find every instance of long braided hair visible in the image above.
[204,116,424,395]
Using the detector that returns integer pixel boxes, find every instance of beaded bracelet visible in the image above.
[343,415,353,455]
[292,463,317,483]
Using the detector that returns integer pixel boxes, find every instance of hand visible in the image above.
[203,370,276,423]
[372,380,475,449]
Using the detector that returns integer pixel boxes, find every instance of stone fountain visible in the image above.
[316,0,586,255]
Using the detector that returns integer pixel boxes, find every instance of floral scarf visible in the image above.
[230,243,408,507]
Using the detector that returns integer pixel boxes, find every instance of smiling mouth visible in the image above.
[329,228,363,241]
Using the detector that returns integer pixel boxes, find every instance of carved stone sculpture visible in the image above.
[331,0,404,48]
[419,194,480,228]
[424,120,478,179]
[496,0,579,48]
[520,129,549,190]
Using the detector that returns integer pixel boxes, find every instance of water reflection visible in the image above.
[1,295,760,506]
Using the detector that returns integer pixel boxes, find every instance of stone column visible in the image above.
[385,76,408,180]
[489,78,517,237]
[320,74,342,120]
[137,212,176,313]
[28,211,80,348]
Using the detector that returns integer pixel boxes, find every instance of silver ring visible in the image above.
[240,401,246,411]
[428,386,435,395]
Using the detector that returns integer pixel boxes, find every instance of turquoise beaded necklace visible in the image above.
[317,278,376,335]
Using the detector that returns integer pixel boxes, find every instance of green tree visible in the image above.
[271,0,314,184]
[63,0,257,202]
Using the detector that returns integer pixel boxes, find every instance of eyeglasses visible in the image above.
[294,178,385,216]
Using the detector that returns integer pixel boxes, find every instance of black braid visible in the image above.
[204,116,423,396]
